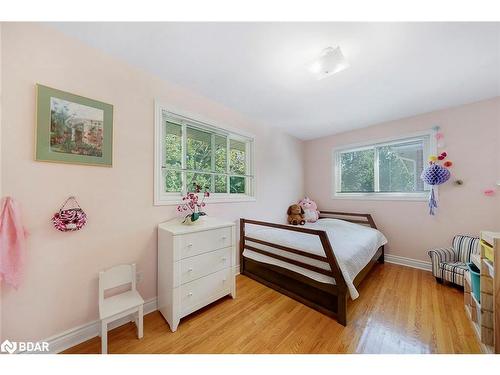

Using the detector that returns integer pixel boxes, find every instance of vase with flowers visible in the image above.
[177,183,210,224]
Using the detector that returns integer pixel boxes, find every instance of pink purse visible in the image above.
[52,196,87,232]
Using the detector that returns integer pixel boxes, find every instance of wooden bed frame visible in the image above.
[239,211,384,326]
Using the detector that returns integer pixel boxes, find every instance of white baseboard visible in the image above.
[43,297,158,354]
[385,254,431,272]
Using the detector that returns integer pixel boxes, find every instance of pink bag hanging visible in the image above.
[52,196,87,232]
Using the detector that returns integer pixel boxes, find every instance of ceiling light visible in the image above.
[308,46,349,79]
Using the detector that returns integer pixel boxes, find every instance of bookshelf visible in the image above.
[464,231,499,353]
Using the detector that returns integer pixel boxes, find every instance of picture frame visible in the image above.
[35,84,113,167]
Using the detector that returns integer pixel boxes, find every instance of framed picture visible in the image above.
[35,84,113,167]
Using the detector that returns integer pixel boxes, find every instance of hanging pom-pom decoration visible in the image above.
[421,162,451,185]
[421,152,452,215]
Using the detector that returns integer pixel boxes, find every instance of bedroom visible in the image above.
[1,0,500,372]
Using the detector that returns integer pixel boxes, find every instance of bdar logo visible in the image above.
[1,340,17,354]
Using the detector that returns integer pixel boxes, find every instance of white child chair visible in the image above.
[98,263,144,354]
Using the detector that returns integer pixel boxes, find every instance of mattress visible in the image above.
[243,218,388,299]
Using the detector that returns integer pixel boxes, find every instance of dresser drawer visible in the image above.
[180,247,231,284]
[180,268,231,315]
[178,226,232,259]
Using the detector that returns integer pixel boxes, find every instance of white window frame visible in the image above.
[154,102,256,206]
[332,129,437,201]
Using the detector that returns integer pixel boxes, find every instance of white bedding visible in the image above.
[243,218,387,300]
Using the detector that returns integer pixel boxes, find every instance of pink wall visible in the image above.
[305,97,500,262]
[0,23,304,342]
[0,23,3,342]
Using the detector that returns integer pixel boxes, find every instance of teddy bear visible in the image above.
[287,204,305,225]
[298,197,320,223]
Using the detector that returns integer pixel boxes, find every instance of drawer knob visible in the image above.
[222,257,227,262]
[188,268,193,272]
[221,236,227,240]
[188,292,193,297]
[187,243,193,248]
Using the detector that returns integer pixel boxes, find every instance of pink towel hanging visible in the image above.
[0,197,28,288]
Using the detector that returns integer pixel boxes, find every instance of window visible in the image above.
[333,131,436,200]
[155,105,255,205]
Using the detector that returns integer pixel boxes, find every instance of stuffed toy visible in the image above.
[298,197,320,223]
[287,204,305,225]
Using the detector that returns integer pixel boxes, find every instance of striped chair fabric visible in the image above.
[453,235,480,263]
[427,235,479,286]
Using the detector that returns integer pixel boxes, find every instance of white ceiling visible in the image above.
[50,22,500,140]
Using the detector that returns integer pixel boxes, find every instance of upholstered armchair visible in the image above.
[428,235,480,287]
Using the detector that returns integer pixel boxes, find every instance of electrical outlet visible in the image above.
[136,271,144,284]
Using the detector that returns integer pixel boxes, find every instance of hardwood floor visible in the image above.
[63,263,481,354]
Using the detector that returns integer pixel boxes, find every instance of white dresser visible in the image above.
[157,217,237,332]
